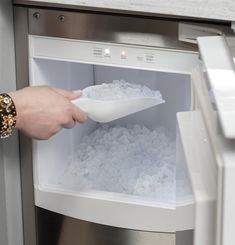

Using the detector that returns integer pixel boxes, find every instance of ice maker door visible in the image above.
[177,111,217,245]
[192,36,235,245]
[192,35,235,245]
[197,36,235,139]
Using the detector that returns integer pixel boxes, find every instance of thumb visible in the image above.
[52,87,82,100]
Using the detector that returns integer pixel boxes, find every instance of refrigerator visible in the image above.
[2,2,235,245]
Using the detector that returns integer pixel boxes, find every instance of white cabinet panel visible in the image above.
[177,111,216,245]
[197,36,235,139]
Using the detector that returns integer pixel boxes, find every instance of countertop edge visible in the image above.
[13,0,235,22]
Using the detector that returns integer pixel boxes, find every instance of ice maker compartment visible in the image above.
[30,57,194,231]
[32,59,192,201]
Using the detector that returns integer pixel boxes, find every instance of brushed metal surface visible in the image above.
[176,230,194,245]
[14,6,37,245]
[0,1,23,245]
[28,8,197,51]
[37,207,178,245]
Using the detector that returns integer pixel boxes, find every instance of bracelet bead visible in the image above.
[0,93,17,138]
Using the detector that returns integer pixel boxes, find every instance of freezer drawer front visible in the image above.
[177,111,217,245]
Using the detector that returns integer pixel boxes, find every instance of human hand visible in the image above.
[9,86,87,140]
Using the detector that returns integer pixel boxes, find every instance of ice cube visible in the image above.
[83,80,163,101]
[58,124,187,203]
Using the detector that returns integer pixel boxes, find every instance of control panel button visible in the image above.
[121,50,127,59]
[104,48,110,55]
[104,48,111,57]
[93,47,103,57]
[145,53,155,63]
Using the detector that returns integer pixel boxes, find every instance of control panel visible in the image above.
[92,45,156,64]
[30,35,198,74]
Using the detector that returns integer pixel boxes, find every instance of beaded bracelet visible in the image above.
[0,93,17,139]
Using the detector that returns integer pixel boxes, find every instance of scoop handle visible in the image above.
[71,97,90,112]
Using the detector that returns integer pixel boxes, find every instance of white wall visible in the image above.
[0,1,24,245]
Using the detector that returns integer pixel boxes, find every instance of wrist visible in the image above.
[0,93,17,138]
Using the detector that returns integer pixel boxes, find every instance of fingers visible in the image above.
[62,104,87,130]
[63,119,76,129]
[52,87,82,100]
[52,87,87,126]
[71,104,88,123]
[51,87,88,126]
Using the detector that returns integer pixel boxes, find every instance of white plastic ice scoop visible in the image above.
[72,81,165,123]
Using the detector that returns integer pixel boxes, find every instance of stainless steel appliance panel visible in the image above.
[28,8,197,51]
[14,6,194,245]
[37,207,177,245]
[14,6,37,245]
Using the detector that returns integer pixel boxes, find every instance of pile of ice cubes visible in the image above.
[83,80,163,100]
[59,124,176,203]
[58,80,192,203]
